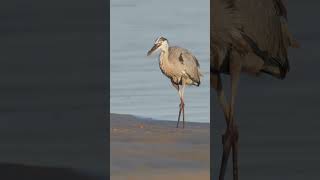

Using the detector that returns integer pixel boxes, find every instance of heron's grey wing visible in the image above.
[236,0,298,77]
[179,50,202,85]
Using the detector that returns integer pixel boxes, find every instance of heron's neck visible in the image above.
[160,48,169,64]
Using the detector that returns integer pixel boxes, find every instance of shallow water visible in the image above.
[110,0,210,122]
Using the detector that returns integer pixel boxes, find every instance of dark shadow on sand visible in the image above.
[0,163,101,180]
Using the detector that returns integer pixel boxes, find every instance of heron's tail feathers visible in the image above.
[196,71,203,86]
[194,81,200,87]
[186,72,201,87]
[261,63,288,80]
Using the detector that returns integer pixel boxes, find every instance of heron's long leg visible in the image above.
[180,83,186,128]
[177,99,182,128]
[211,72,230,123]
[172,83,183,128]
[229,58,241,180]
[182,103,185,128]
[212,72,232,180]
[219,136,232,180]
[232,138,239,180]
[213,57,241,180]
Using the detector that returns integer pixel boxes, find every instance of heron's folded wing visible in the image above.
[236,0,297,74]
[179,51,202,84]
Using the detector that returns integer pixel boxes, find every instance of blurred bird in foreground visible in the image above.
[211,0,299,179]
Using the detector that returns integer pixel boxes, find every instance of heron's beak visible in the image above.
[147,44,160,56]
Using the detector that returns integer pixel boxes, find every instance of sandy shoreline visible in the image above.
[110,113,210,180]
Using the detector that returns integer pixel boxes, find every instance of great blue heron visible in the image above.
[147,36,202,128]
[211,0,299,179]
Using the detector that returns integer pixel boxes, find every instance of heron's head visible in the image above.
[147,36,169,56]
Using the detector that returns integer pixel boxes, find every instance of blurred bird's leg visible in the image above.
[229,57,241,180]
[215,54,241,180]
[211,72,230,122]
[212,72,231,180]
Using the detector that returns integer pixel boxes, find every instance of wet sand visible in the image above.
[110,113,210,180]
